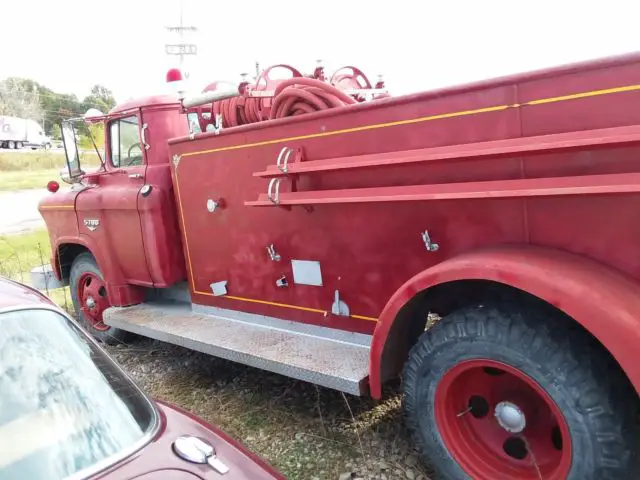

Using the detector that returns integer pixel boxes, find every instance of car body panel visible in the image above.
[94,402,282,480]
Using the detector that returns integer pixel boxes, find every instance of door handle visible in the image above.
[128,173,143,179]
[141,123,150,150]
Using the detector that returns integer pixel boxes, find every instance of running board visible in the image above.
[104,302,371,395]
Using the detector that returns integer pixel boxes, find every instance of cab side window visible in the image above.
[109,116,143,167]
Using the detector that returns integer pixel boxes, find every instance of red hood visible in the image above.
[92,401,283,480]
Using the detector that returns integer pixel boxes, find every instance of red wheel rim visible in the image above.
[435,359,571,479]
[77,272,110,332]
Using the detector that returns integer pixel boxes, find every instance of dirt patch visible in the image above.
[105,340,433,480]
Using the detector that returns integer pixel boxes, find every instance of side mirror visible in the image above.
[61,122,84,182]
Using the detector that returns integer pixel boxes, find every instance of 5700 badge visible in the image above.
[83,219,100,231]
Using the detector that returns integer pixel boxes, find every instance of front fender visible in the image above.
[53,235,120,282]
[53,235,143,306]
[369,246,640,398]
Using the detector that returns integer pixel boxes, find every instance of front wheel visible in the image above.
[403,304,639,480]
[70,253,131,344]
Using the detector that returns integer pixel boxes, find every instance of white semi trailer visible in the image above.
[0,116,51,149]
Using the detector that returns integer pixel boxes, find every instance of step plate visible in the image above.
[104,302,370,395]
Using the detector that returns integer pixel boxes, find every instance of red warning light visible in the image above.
[166,68,183,83]
[47,180,60,193]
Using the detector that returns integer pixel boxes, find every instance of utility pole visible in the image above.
[165,1,197,77]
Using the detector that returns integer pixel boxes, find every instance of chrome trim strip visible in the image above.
[0,304,162,480]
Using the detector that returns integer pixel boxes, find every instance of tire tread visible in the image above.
[402,302,640,479]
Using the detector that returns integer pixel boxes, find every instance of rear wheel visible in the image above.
[7,140,15,149]
[403,304,639,480]
[70,253,131,344]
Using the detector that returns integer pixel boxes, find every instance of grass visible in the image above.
[106,342,429,480]
[0,150,101,171]
[0,151,102,191]
[0,228,72,309]
[0,169,61,191]
[0,229,51,280]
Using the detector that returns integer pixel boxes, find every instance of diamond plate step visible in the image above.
[104,302,371,395]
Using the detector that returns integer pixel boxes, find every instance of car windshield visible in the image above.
[0,308,157,480]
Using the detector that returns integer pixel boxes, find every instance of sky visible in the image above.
[1,0,640,104]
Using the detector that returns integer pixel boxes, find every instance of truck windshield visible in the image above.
[0,308,158,480]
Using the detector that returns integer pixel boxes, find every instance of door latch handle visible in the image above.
[128,173,143,179]
[141,123,150,150]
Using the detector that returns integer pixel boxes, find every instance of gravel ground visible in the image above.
[104,339,434,480]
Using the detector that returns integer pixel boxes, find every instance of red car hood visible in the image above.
[93,401,283,480]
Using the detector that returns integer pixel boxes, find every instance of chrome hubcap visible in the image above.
[494,401,526,433]
[86,296,96,309]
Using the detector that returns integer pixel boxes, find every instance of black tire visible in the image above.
[70,252,131,345]
[403,303,640,480]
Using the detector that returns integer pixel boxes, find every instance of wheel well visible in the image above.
[379,279,631,390]
[57,243,90,282]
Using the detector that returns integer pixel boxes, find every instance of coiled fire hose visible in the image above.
[200,64,384,129]
[268,77,357,119]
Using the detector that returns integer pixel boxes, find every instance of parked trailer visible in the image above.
[0,115,51,149]
[36,54,640,479]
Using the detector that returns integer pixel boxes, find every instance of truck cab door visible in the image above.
[76,112,153,287]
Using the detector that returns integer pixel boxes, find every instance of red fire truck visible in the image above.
[35,55,640,479]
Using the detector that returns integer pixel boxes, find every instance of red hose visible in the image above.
[269,78,356,120]
[274,77,357,104]
[202,66,379,128]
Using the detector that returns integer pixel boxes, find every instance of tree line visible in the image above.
[0,78,116,139]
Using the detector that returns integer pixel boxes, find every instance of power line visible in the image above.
[165,1,197,74]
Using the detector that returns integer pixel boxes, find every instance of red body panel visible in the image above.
[39,188,80,278]
[94,402,282,480]
[168,53,640,336]
[76,165,153,286]
[0,277,54,309]
[138,105,188,287]
[138,163,186,287]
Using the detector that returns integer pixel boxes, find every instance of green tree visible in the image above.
[0,78,44,121]
[82,85,116,113]
[78,123,105,153]
[51,122,61,140]
[0,77,117,138]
